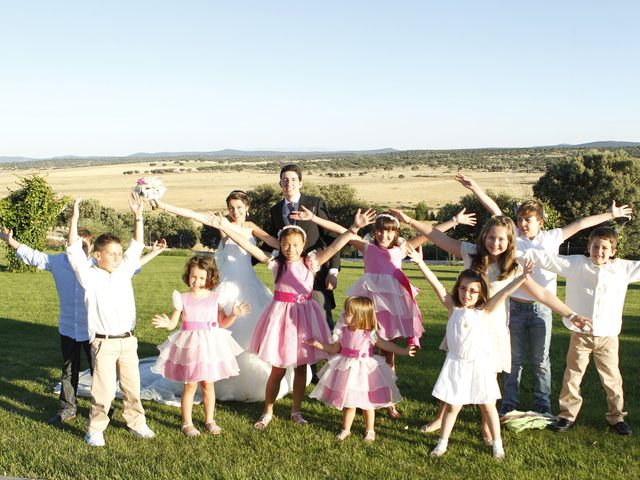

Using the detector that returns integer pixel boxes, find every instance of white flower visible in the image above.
[132,176,167,200]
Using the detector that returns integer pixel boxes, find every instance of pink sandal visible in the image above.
[291,411,309,426]
[205,420,222,435]
[254,413,273,430]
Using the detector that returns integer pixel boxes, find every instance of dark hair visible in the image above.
[451,269,489,308]
[77,227,93,242]
[226,190,250,208]
[588,226,618,251]
[471,216,518,281]
[279,164,302,181]
[182,255,219,289]
[372,214,400,248]
[274,227,307,283]
[93,233,121,252]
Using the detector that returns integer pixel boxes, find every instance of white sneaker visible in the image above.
[85,431,105,447]
[131,424,155,439]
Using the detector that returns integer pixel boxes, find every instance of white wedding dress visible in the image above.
[64,236,296,405]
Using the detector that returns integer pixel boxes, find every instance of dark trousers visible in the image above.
[58,334,92,417]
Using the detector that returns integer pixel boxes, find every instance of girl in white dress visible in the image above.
[410,247,533,459]
[145,191,295,402]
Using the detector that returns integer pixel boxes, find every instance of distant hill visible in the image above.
[545,141,640,148]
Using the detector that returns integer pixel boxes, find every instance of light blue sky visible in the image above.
[1,1,639,158]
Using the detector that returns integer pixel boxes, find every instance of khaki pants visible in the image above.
[558,332,626,425]
[88,336,146,433]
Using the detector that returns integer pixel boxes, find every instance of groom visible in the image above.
[268,164,340,331]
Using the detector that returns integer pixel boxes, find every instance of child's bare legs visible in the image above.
[431,403,461,457]
[262,366,287,415]
[181,382,200,435]
[479,403,504,459]
[200,381,221,434]
[480,407,492,444]
[336,407,357,440]
[421,400,445,432]
[291,364,308,424]
[363,408,376,442]
[381,348,401,418]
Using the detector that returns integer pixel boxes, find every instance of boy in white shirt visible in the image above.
[67,193,154,447]
[456,173,631,416]
[524,226,638,435]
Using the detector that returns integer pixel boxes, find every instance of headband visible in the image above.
[375,213,400,228]
[278,225,307,241]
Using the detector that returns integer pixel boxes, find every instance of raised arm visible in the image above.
[389,208,463,258]
[140,239,167,267]
[407,246,449,307]
[294,206,375,252]
[455,173,502,216]
[313,209,373,265]
[150,198,211,225]
[561,201,632,240]
[129,192,144,243]
[206,213,271,263]
[218,301,251,328]
[249,223,280,249]
[434,207,477,232]
[68,196,81,245]
[0,228,21,251]
[484,261,532,314]
[152,309,181,330]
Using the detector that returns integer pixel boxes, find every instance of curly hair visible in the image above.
[182,254,220,289]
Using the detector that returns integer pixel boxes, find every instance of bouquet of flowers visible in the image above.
[132,176,167,200]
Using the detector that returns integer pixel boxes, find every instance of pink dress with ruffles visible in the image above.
[153,291,243,383]
[248,253,331,368]
[310,325,402,409]
[347,239,424,344]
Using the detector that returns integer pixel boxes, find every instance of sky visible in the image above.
[1,0,639,158]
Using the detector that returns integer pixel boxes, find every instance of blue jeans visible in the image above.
[500,301,552,414]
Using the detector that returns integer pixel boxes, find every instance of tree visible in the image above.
[414,201,430,221]
[144,213,199,249]
[534,150,640,257]
[0,175,66,271]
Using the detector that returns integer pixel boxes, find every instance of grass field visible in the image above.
[0,162,541,212]
[0,253,638,480]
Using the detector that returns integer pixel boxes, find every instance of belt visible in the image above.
[511,298,535,305]
[94,331,134,339]
[340,347,374,359]
[273,291,312,303]
[182,321,218,330]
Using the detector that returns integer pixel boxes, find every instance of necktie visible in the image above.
[287,202,296,224]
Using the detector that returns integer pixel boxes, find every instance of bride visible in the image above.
[142,190,296,403]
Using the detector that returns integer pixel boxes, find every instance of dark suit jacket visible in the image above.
[269,193,340,309]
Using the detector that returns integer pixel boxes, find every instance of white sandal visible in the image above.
[335,430,351,441]
[254,413,273,430]
[181,423,201,437]
[291,411,309,426]
[205,420,222,435]
[363,430,376,443]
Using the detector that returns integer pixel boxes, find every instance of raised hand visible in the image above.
[522,258,534,278]
[453,208,477,227]
[71,195,82,219]
[289,205,315,222]
[129,192,144,216]
[388,208,412,225]
[406,244,424,263]
[0,227,13,243]
[454,173,478,190]
[232,301,252,317]
[353,208,376,229]
[151,313,171,330]
[151,238,167,253]
[149,198,164,210]
[203,211,231,230]
[611,200,632,219]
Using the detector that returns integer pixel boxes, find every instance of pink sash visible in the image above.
[182,321,218,330]
[273,291,313,303]
[340,347,374,358]
[392,268,422,349]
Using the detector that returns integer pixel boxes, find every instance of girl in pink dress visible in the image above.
[307,296,416,443]
[291,207,475,418]
[152,255,250,436]
[207,210,370,429]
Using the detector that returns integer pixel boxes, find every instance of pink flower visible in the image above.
[137,178,148,186]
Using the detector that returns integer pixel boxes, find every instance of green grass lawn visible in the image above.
[0,254,638,479]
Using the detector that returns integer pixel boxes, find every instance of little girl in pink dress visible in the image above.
[307,296,416,442]
[152,255,249,436]
[206,210,370,430]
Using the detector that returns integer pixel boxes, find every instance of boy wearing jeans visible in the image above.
[456,173,631,415]
[67,194,154,446]
[524,227,638,435]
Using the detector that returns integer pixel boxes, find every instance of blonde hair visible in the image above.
[471,216,518,281]
[344,296,378,331]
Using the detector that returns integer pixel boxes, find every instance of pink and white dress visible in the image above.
[248,253,331,368]
[310,325,402,409]
[153,291,243,383]
[347,238,424,346]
